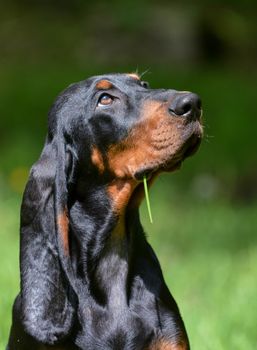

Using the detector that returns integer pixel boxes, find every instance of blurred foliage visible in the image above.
[0,1,256,67]
[0,1,257,348]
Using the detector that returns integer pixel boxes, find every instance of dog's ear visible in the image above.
[20,131,77,345]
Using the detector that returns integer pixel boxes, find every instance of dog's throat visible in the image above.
[86,182,137,305]
[93,236,129,308]
[107,178,147,216]
[107,179,137,214]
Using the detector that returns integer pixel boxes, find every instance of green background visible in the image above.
[1,1,257,348]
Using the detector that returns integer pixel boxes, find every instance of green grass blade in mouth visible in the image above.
[143,175,153,224]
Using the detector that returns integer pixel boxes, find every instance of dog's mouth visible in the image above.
[134,133,202,181]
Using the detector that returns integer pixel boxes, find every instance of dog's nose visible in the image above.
[169,93,202,120]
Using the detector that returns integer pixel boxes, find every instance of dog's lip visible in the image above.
[134,134,202,181]
[160,133,202,171]
[134,167,159,181]
[134,162,182,181]
[181,133,202,158]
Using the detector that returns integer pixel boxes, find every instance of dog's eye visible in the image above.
[141,81,150,89]
[97,94,114,107]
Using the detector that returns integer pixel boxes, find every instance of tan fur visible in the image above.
[57,209,69,255]
[91,147,105,174]
[107,100,182,180]
[147,339,187,350]
[95,79,113,90]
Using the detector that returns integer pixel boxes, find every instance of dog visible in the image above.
[7,73,203,349]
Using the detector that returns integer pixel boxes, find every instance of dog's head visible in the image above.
[50,73,202,184]
[49,72,203,214]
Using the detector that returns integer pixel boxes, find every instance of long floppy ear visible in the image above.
[20,132,76,345]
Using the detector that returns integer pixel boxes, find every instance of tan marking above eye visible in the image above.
[95,79,113,90]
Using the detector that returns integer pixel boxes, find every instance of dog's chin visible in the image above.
[134,134,202,181]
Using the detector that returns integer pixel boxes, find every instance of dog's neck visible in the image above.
[69,178,144,304]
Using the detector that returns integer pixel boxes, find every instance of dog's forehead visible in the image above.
[86,73,142,90]
[90,72,140,82]
[61,73,145,101]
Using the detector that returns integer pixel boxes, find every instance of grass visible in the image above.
[0,193,20,347]
[1,179,257,349]
[143,175,153,224]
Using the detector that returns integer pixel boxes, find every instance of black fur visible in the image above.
[7,73,202,350]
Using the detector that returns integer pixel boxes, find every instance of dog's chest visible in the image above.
[77,305,156,350]
[76,247,159,349]
[95,245,129,309]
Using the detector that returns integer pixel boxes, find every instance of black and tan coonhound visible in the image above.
[7,73,203,350]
